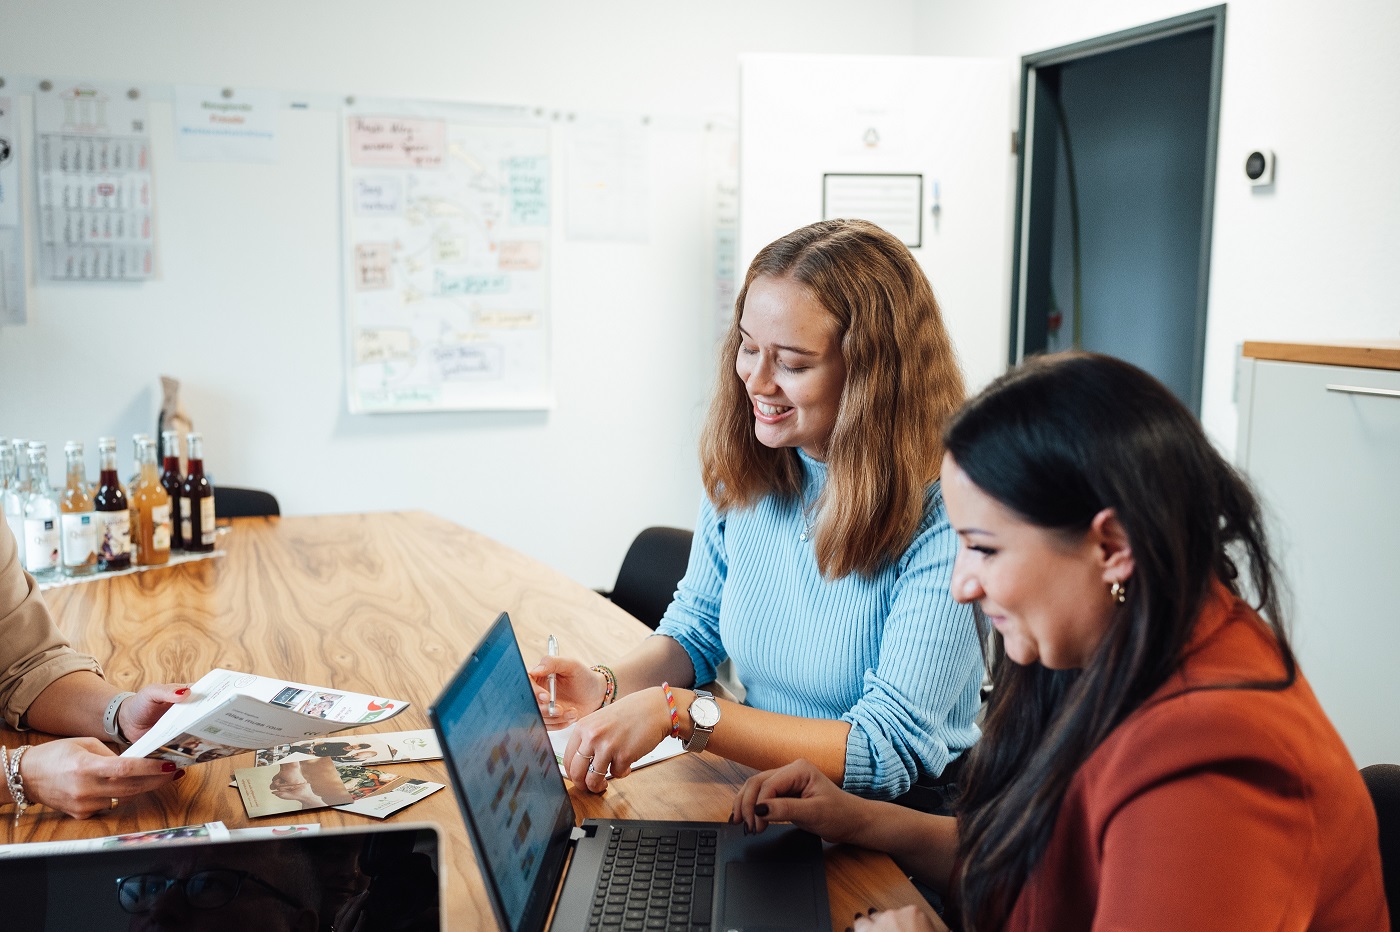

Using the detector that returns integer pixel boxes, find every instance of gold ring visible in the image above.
[576,750,594,761]
[587,762,602,776]
[109,797,119,810]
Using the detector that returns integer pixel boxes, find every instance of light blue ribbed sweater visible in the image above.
[656,449,983,799]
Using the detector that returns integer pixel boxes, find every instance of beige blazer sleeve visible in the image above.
[0,523,103,729]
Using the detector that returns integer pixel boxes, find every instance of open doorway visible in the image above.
[1009,6,1226,414]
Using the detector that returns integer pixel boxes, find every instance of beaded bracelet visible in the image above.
[590,664,618,707]
[4,744,31,825]
[660,682,680,740]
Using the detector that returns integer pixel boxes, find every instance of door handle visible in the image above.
[1325,383,1400,399]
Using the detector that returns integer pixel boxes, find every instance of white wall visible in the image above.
[913,0,1400,452]
[0,0,919,588]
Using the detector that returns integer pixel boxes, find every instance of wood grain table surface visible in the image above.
[0,511,936,930]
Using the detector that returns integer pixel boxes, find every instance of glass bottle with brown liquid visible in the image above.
[93,437,131,571]
[181,432,216,553]
[161,429,185,551]
[60,441,99,576]
[130,437,171,566]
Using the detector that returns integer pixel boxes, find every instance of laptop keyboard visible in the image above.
[588,825,717,932]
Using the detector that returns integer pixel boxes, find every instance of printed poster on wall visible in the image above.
[174,85,280,163]
[33,81,156,281]
[0,96,26,324]
[341,99,553,412]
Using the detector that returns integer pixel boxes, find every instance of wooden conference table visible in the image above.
[0,512,938,929]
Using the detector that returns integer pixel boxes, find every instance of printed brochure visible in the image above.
[121,668,409,768]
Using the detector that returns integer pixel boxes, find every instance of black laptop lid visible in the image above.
[4,824,440,931]
[429,612,575,932]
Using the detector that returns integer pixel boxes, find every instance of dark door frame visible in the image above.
[1007,5,1227,415]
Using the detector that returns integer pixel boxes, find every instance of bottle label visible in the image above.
[61,512,99,567]
[181,497,192,541]
[97,511,131,560]
[151,503,172,551]
[201,496,216,545]
[24,517,60,571]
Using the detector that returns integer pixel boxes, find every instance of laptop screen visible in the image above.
[4,824,440,931]
[429,613,576,932]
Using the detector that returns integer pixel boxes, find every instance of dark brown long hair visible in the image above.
[946,353,1294,931]
[700,219,964,578]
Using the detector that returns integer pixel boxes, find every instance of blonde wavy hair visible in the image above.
[700,219,965,579]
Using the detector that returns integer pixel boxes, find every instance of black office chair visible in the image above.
[1362,763,1400,930]
[602,526,693,630]
[215,486,281,519]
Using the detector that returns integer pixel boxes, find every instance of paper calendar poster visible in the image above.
[33,81,157,281]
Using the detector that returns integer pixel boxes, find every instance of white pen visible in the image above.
[547,634,559,716]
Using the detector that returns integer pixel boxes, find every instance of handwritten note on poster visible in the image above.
[342,101,552,412]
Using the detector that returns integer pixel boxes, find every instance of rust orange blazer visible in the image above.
[1006,582,1388,930]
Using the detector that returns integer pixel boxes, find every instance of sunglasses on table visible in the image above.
[115,868,305,914]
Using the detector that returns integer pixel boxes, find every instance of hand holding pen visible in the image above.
[547,634,559,716]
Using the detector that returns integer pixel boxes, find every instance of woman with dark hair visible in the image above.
[731,353,1387,930]
[530,219,983,802]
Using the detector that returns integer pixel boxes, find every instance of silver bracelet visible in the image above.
[104,691,137,746]
[6,744,30,823]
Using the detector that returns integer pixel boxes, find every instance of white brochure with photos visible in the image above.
[122,668,409,768]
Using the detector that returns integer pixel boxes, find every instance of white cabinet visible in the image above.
[1236,343,1400,767]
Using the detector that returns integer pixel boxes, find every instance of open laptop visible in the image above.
[429,612,833,932]
[3,823,441,931]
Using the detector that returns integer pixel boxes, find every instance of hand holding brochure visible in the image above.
[122,669,409,768]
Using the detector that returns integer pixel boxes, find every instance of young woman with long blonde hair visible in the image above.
[531,219,983,804]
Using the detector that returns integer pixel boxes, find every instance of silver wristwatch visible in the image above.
[683,689,720,753]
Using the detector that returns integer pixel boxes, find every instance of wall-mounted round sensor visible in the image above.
[1245,149,1275,186]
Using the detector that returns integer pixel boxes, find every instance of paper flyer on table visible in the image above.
[548,723,684,777]
[234,756,409,818]
[253,728,441,767]
[0,822,227,858]
[122,668,409,768]
[334,778,446,819]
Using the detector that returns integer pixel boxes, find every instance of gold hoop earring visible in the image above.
[1110,581,1127,604]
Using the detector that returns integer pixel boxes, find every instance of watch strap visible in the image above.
[682,689,716,754]
[103,691,137,745]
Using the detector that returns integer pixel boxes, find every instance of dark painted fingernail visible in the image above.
[868,907,878,915]
[175,688,189,695]
[161,762,176,773]
[173,769,186,780]
[754,803,769,817]
[855,914,864,921]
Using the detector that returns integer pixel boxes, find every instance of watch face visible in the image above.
[691,697,720,729]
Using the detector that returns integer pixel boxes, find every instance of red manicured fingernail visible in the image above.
[754,803,769,817]
[162,762,177,772]
[173,769,187,780]
[175,688,190,695]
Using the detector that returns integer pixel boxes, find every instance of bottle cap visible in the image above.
[64,441,83,453]
[27,440,45,452]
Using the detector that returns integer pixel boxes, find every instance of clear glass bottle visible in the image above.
[127,432,150,492]
[3,436,28,562]
[1,441,24,566]
[60,441,100,576]
[161,429,185,551]
[23,442,62,580]
[130,437,171,566]
[93,436,131,571]
[181,432,216,553]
